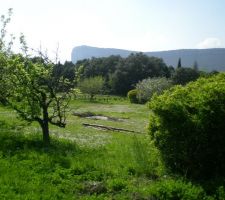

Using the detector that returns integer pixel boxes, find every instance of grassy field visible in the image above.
[0,97,223,199]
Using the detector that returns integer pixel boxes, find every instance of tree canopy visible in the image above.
[78,76,104,100]
[172,67,200,85]
[75,53,172,95]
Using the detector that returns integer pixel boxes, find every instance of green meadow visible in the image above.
[0,97,223,199]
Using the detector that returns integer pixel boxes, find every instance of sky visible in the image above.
[0,0,225,62]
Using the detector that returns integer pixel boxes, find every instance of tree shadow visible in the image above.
[0,119,80,158]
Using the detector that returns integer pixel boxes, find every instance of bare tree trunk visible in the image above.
[40,104,50,146]
[41,121,50,146]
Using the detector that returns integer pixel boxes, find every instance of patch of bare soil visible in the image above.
[73,112,125,122]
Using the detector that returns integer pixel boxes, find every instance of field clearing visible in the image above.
[0,98,219,199]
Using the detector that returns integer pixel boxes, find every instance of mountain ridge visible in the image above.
[71,45,225,71]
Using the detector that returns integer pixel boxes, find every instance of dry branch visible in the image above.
[82,123,143,134]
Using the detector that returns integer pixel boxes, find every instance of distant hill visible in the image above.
[71,45,225,71]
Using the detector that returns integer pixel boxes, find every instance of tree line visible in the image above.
[0,9,218,146]
[54,54,217,99]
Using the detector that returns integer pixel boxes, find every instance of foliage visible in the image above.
[0,8,14,52]
[4,54,72,145]
[177,57,182,68]
[1,97,225,199]
[110,53,171,95]
[149,73,225,180]
[0,102,162,199]
[0,52,10,105]
[75,55,121,92]
[75,53,172,95]
[78,76,105,100]
[52,61,75,90]
[0,8,14,105]
[0,10,72,145]
[127,89,138,103]
[135,77,172,103]
[146,179,208,200]
[172,67,200,85]
[107,178,127,192]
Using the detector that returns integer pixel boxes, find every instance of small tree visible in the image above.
[177,58,182,68]
[172,67,200,85]
[78,76,104,100]
[4,54,72,146]
[0,9,72,146]
[135,77,172,103]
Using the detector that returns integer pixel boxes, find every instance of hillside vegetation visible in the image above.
[72,45,225,71]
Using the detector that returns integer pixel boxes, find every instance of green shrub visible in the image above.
[107,178,127,192]
[127,89,138,103]
[147,179,207,200]
[149,73,225,180]
[136,77,172,103]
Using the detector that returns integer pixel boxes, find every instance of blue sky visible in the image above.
[1,0,225,61]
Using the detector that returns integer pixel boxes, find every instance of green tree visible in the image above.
[53,61,75,83]
[4,54,72,146]
[0,9,72,146]
[78,76,104,100]
[75,53,171,95]
[110,53,170,95]
[172,67,200,85]
[177,58,182,68]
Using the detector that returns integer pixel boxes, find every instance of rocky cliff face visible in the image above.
[71,45,225,71]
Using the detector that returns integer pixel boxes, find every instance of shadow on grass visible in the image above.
[0,119,80,158]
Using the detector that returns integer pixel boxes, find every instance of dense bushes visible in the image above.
[76,53,172,95]
[149,73,225,180]
[172,67,200,85]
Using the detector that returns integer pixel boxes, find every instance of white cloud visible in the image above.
[197,38,223,49]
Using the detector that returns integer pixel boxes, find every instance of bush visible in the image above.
[127,89,138,103]
[107,178,127,192]
[136,77,172,103]
[147,179,207,200]
[149,73,225,180]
